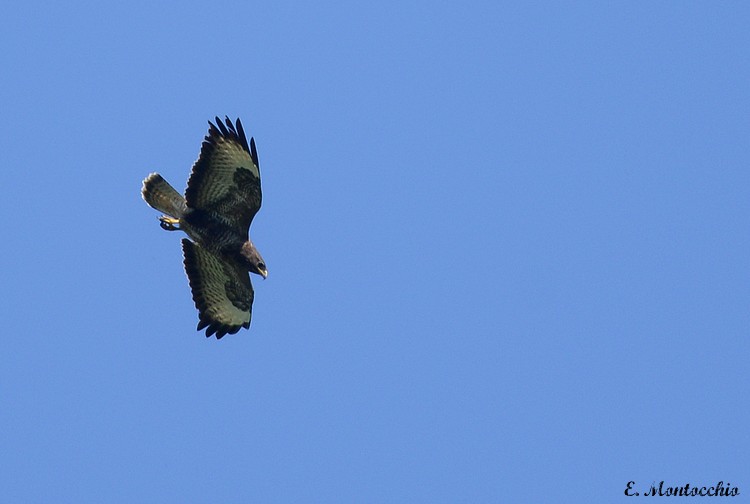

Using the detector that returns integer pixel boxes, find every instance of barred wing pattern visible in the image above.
[181,239,253,338]
[185,116,262,234]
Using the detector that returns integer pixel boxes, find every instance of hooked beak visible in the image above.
[259,269,268,280]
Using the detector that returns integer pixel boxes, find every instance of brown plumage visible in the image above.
[141,117,267,339]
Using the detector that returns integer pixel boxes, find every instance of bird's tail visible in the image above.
[141,173,187,218]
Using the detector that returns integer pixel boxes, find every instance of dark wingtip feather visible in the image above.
[207,118,219,135]
[200,116,253,156]
[249,137,259,167]
[214,116,229,137]
[236,118,251,156]
[196,315,242,340]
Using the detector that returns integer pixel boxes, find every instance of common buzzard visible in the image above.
[141,116,267,339]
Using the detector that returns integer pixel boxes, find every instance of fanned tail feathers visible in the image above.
[141,173,187,218]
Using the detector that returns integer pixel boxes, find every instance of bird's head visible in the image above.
[240,240,268,279]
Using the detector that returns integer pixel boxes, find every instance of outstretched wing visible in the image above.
[181,239,254,339]
[185,116,261,233]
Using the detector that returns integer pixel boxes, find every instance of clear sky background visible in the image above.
[1,1,748,502]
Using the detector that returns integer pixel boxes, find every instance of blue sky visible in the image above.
[1,1,748,502]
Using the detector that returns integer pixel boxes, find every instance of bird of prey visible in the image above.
[141,116,267,339]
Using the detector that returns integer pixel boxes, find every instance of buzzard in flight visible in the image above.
[141,116,267,339]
